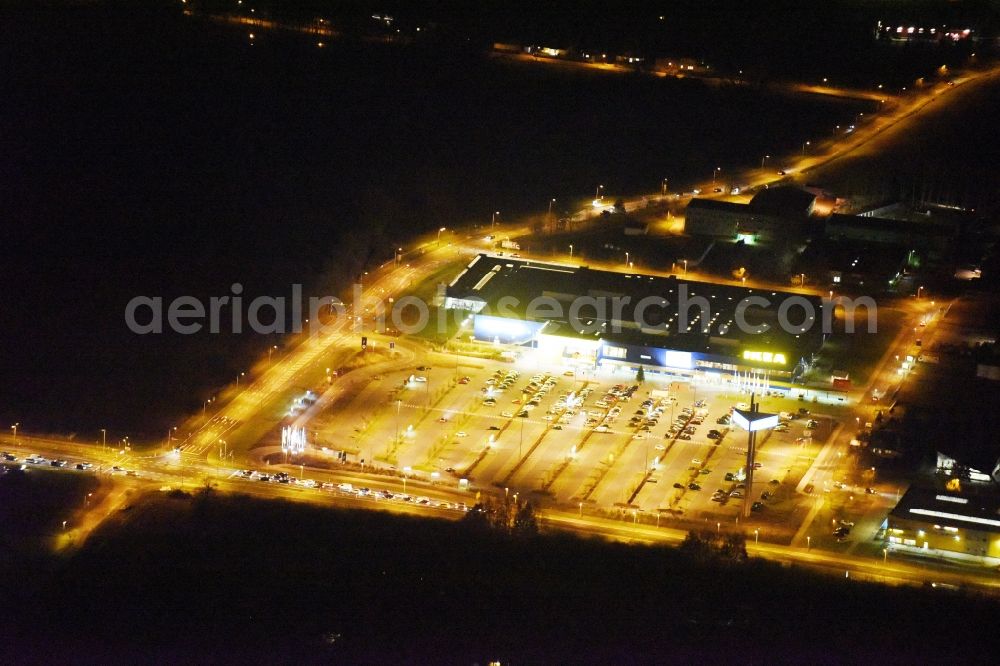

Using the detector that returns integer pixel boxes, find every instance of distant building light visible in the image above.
[935,494,969,504]
[910,508,1000,527]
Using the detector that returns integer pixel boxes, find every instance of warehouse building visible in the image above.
[444,254,826,386]
[825,214,955,251]
[885,485,1000,565]
[684,187,819,241]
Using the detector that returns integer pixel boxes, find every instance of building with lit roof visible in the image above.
[443,254,827,386]
[885,485,1000,565]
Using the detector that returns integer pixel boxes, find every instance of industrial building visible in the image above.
[443,254,827,386]
[824,214,955,252]
[684,187,819,241]
[885,485,1000,565]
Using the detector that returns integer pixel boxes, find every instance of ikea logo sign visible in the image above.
[743,350,787,365]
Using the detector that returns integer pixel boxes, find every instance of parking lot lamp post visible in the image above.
[395,399,401,444]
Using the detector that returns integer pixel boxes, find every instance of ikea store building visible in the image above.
[443,254,827,389]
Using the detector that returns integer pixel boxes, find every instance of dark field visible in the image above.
[0,3,869,439]
[0,486,997,663]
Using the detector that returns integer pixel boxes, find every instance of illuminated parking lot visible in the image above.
[306,355,836,524]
